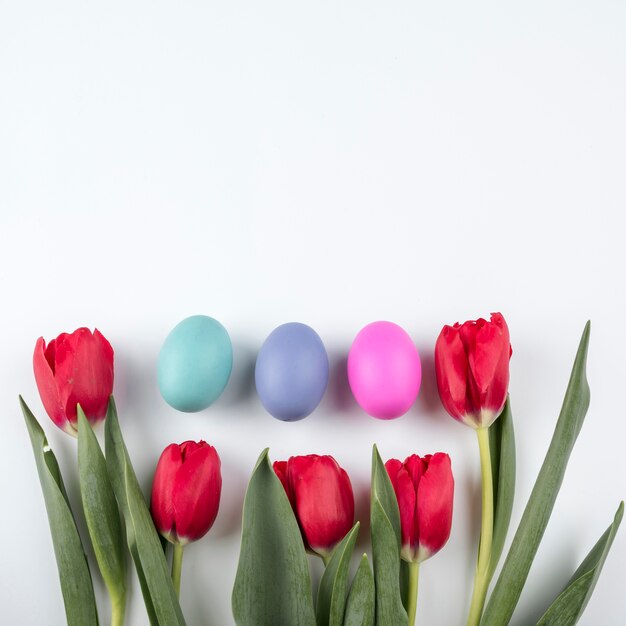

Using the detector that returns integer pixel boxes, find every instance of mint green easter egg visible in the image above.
[158,315,233,412]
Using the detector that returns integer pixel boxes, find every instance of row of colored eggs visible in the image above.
[158,315,422,421]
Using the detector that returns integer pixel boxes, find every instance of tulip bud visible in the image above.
[33,327,114,436]
[435,312,512,429]
[273,455,354,559]
[150,441,222,545]
[385,453,454,563]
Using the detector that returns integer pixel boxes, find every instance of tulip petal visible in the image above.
[172,443,221,542]
[55,328,114,425]
[403,455,426,490]
[288,455,354,557]
[33,337,68,431]
[385,459,416,558]
[436,313,511,428]
[484,314,511,419]
[464,313,510,419]
[404,455,427,555]
[150,444,182,538]
[273,460,295,507]
[44,337,57,372]
[416,453,454,561]
[435,325,470,422]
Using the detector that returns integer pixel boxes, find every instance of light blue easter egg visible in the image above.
[158,315,233,412]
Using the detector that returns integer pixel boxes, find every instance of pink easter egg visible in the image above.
[347,321,421,419]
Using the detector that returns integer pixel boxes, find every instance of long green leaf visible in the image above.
[399,560,410,611]
[317,522,360,626]
[343,554,375,626]
[20,397,99,626]
[536,501,624,625]
[104,397,186,626]
[232,449,316,626]
[481,322,592,625]
[77,407,126,617]
[371,444,408,626]
[488,397,516,580]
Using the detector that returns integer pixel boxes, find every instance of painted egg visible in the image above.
[255,322,329,421]
[158,315,233,412]
[347,321,421,419]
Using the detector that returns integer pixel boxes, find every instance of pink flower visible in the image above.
[150,441,222,545]
[33,327,114,435]
[385,454,454,563]
[435,312,511,428]
[274,455,354,558]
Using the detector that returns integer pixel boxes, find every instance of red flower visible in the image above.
[150,441,222,545]
[33,327,114,435]
[273,455,354,558]
[385,453,454,563]
[435,312,511,428]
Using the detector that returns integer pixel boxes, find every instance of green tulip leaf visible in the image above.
[536,501,624,626]
[343,554,375,626]
[399,560,410,611]
[317,522,360,626]
[370,444,408,626]
[20,397,99,626]
[488,397,516,580]
[104,397,186,626]
[77,407,126,620]
[481,322,592,626]
[232,448,316,626]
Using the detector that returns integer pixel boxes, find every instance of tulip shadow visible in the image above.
[309,555,325,604]
[210,453,247,540]
[354,481,372,553]
[215,341,257,409]
[172,455,248,625]
[324,348,361,420]
[513,551,578,625]
[113,345,163,418]
[414,345,445,422]
[182,539,234,626]
[464,472,482,552]
[188,582,218,626]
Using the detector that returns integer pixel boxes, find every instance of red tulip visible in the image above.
[385,453,454,563]
[273,455,354,559]
[33,327,114,435]
[435,312,511,429]
[151,441,222,545]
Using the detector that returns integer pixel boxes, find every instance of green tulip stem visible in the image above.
[467,427,494,626]
[407,560,420,626]
[111,590,126,626]
[172,543,185,598]
[321,553,331,567]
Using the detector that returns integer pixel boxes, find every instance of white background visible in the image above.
[1,1,625,624]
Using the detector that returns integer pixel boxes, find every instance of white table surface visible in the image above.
[1,1,625,624]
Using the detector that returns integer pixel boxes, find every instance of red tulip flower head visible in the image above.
[273,455,354,559]
[385,453,454,563]
[33,327,114,436]
[151,441,222,545]
[435,312,511,429]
